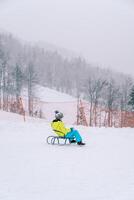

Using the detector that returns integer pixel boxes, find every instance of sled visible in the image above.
[47,136,71,145]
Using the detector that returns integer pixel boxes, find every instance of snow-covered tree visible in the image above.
[128,85,134,110]
[25,62,38,116]
[12,64,24,101]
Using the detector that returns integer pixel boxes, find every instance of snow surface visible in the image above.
[22,85,76,103]
[21,85,77,124]
[0,110,134,200]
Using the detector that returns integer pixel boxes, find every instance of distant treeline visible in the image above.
[0,32,134,117]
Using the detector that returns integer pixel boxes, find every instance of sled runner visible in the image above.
[47,136,71,145]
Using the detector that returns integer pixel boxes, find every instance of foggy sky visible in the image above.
[0,0,134,76]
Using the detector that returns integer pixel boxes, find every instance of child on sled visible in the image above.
[51,110,85,145]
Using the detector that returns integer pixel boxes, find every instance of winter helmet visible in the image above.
[55,110,64,120]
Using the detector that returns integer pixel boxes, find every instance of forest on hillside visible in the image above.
[0,32,134,126]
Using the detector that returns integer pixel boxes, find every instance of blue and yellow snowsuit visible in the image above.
[51,119,82,142]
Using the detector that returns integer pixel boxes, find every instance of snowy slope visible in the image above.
[0,111,134,200]
[22,85,76,103]
[34,85,76,102]
[21,85,77,124]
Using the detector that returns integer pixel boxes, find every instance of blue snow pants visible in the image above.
[65,129,82,142]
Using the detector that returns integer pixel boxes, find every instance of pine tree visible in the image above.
[12,64,23,101]
[128,86,134,109]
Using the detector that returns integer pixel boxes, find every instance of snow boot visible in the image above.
[69,139,76,144]
[77,141,85,145]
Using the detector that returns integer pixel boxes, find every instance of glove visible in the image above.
[70,127,74,131]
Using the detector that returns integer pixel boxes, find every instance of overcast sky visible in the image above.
[0,0,134,76]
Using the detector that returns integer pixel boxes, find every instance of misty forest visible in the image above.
[0,32,134,127]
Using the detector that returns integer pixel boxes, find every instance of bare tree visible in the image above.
[86,75,107,126]
[104,79,120,127]
[25,62,38,116]
[0,41,9,110]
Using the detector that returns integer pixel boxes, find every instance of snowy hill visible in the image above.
[34,85,76,103]
[0,110,134,200]
[22,85,77,124]
[22,85,76,103]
